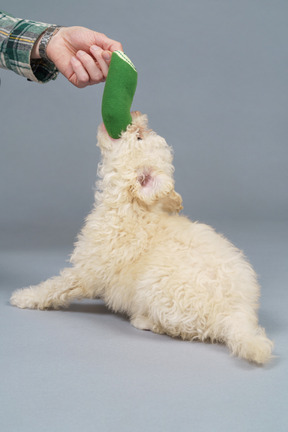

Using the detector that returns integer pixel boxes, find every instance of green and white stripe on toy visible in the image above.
[101,50,138,139]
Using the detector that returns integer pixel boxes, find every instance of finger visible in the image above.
[71,56,90,88]
[102,50,112,66]
[90,46,109,78]
[76,50,104,83]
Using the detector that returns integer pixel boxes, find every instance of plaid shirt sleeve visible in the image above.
[0,11,59,83]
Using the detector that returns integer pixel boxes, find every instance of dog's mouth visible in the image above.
[100,122,121,142]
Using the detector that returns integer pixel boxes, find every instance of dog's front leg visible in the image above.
[10,267,93,310]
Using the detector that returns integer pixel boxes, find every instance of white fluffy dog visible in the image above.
[11,112,273,364]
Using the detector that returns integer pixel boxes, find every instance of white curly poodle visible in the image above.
[10,112,273,364]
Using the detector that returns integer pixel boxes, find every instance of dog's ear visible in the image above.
[132,166,179,209]
[136,167,162,202]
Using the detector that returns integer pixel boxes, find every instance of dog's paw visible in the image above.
[131,315,154,331]
[10,287,45,310]
[131,315,164,335]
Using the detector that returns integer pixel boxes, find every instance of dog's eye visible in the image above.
[137,136,142,141]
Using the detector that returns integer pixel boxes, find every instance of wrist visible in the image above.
[31,33,43,60]
[31,26,62,63]
[39,26,62,64]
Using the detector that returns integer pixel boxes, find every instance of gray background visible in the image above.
[1,1,287,431]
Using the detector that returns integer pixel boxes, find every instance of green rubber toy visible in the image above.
[101,50,138,139]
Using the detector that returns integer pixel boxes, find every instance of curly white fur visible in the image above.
[10,112,273,364]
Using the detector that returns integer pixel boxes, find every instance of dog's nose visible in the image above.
[132,111,142,117]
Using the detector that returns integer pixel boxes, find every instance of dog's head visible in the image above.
[96,111,182,213]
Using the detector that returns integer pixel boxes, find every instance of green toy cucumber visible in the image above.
[101,50,138,139]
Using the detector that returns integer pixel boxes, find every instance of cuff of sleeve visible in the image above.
[5,18,59,83]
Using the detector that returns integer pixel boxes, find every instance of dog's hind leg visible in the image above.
[220,311,274,364]
[10,267,93,310]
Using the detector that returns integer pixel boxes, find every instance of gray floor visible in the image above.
[0,220,287,432]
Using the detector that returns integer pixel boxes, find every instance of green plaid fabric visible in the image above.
[0,11,59,83]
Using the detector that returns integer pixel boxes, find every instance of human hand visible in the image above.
[32,26,123,88]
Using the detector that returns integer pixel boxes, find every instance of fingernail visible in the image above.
[91,45,100,51]
[77,50,85,56]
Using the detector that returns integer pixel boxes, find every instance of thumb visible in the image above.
[92,32,123,52]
